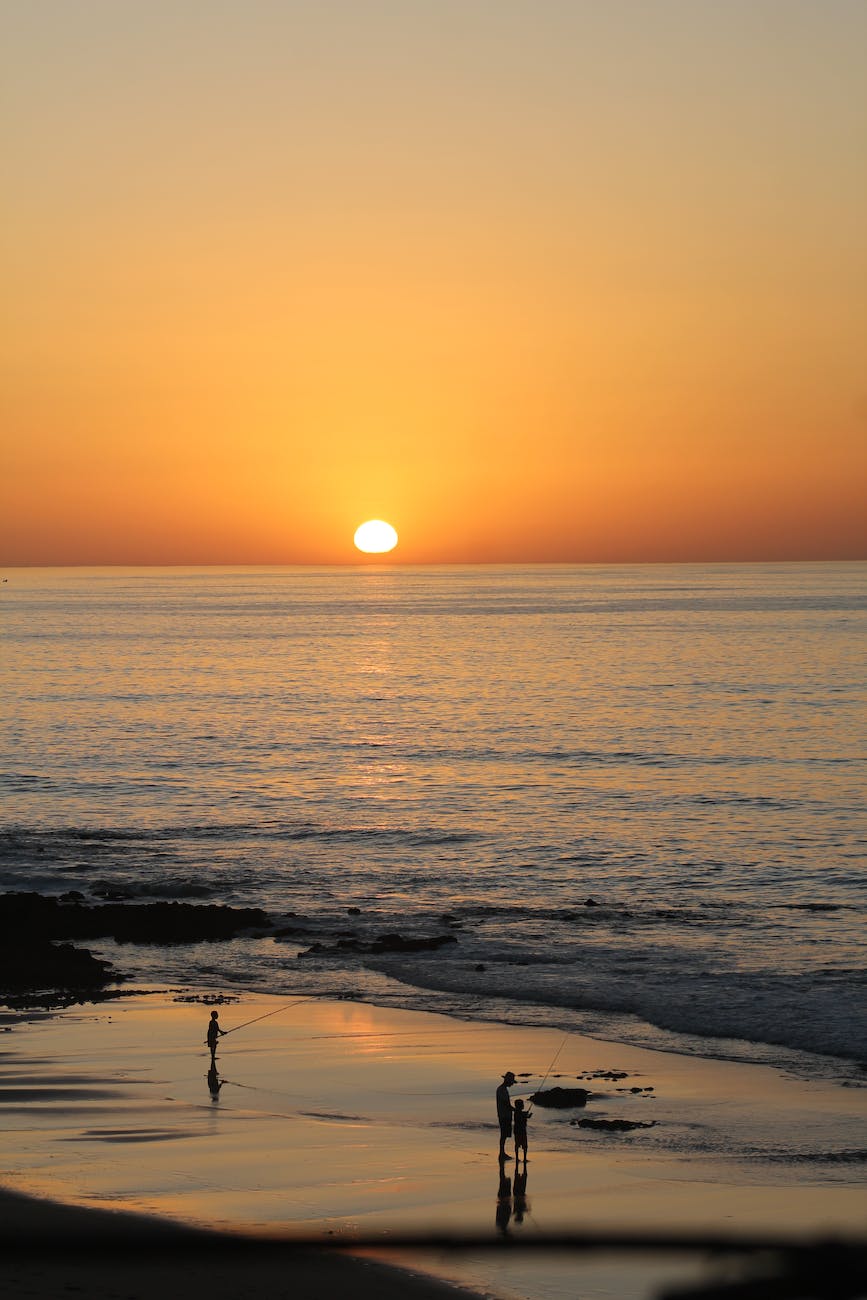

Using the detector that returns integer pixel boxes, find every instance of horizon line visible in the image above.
[3,556,866,571]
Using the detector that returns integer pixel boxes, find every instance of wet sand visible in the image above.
[1,993,864,1300]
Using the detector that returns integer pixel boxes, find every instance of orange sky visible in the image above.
[2,1,865,564]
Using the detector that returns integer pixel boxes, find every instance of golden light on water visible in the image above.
[354,520,398,554]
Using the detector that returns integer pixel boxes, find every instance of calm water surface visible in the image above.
[2,564,865,1077]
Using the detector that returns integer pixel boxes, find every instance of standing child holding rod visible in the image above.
[513,1098,532,1162]
[206,1009,227,1065]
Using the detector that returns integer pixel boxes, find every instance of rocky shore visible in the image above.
[0,891,269,1000]
[0,891,464,1004]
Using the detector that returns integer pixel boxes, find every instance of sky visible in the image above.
[2,0,865,565]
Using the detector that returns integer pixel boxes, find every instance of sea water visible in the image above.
[2,564,865,1080]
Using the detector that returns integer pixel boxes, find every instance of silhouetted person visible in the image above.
[206,1064,223,1100]
[513,1164,529,1224]
[497,1070,516,1158]
[496,1162,512,1234]
[513,1097,532,1161]
[206,1010,226,1065]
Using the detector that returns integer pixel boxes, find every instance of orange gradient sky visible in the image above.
[2,1,865,564]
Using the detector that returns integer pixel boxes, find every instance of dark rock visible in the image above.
[298,938,364,956]
[298,932,458,958]
[584,898,599,907]
[474,963,486,971]
[173,993,239,1006]
[368,932,458,953]
[0,892,270,946]
[347,907,361,915]
[530,1087,591,1109]
[574,1118,656,1132]
[0,938,114,994]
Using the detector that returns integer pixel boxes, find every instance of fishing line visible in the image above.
[220,995,320,1037]
[219,1077,298,1101]
[535,1032,569,1095]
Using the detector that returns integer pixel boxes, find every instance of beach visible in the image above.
[1,991,864,1300]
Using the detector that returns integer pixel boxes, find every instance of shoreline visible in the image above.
[3,880,861,1074]
[1,990,865,1300]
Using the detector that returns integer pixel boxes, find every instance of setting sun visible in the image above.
[1,3,864,570]
[353,520,398,554]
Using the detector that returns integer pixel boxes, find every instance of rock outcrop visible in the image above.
[0,937,113,992]
[0,891,270,1002]
[299,932,458,957]
[0,892,269,945]
[530,1086,591,1108]
[574,1117,656,1131]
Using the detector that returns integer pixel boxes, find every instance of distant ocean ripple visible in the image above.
[2,564,865,1078]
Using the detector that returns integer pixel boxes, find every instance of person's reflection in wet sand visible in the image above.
[496,1158,512,1234]
[206,1064,223,1101]
[513,1163,529,1224]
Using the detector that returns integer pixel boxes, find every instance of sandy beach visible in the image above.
[1,991,865,1300]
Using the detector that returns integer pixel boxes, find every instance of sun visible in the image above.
[354,519,398,554]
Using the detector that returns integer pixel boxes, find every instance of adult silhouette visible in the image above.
[496,1070,516,1158]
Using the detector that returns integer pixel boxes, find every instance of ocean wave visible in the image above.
[360,950,867,1068]
[0,821,484,851]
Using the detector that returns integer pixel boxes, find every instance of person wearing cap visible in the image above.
[497,1071,516,1159]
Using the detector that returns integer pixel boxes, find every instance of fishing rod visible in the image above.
[534,1032,569,1095]
[217,995,321,1038]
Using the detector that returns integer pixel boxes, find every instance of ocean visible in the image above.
[2,563,865,1081]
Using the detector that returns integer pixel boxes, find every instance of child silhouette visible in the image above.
[513,1097,532,1161]
[205,1009,227,1065]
